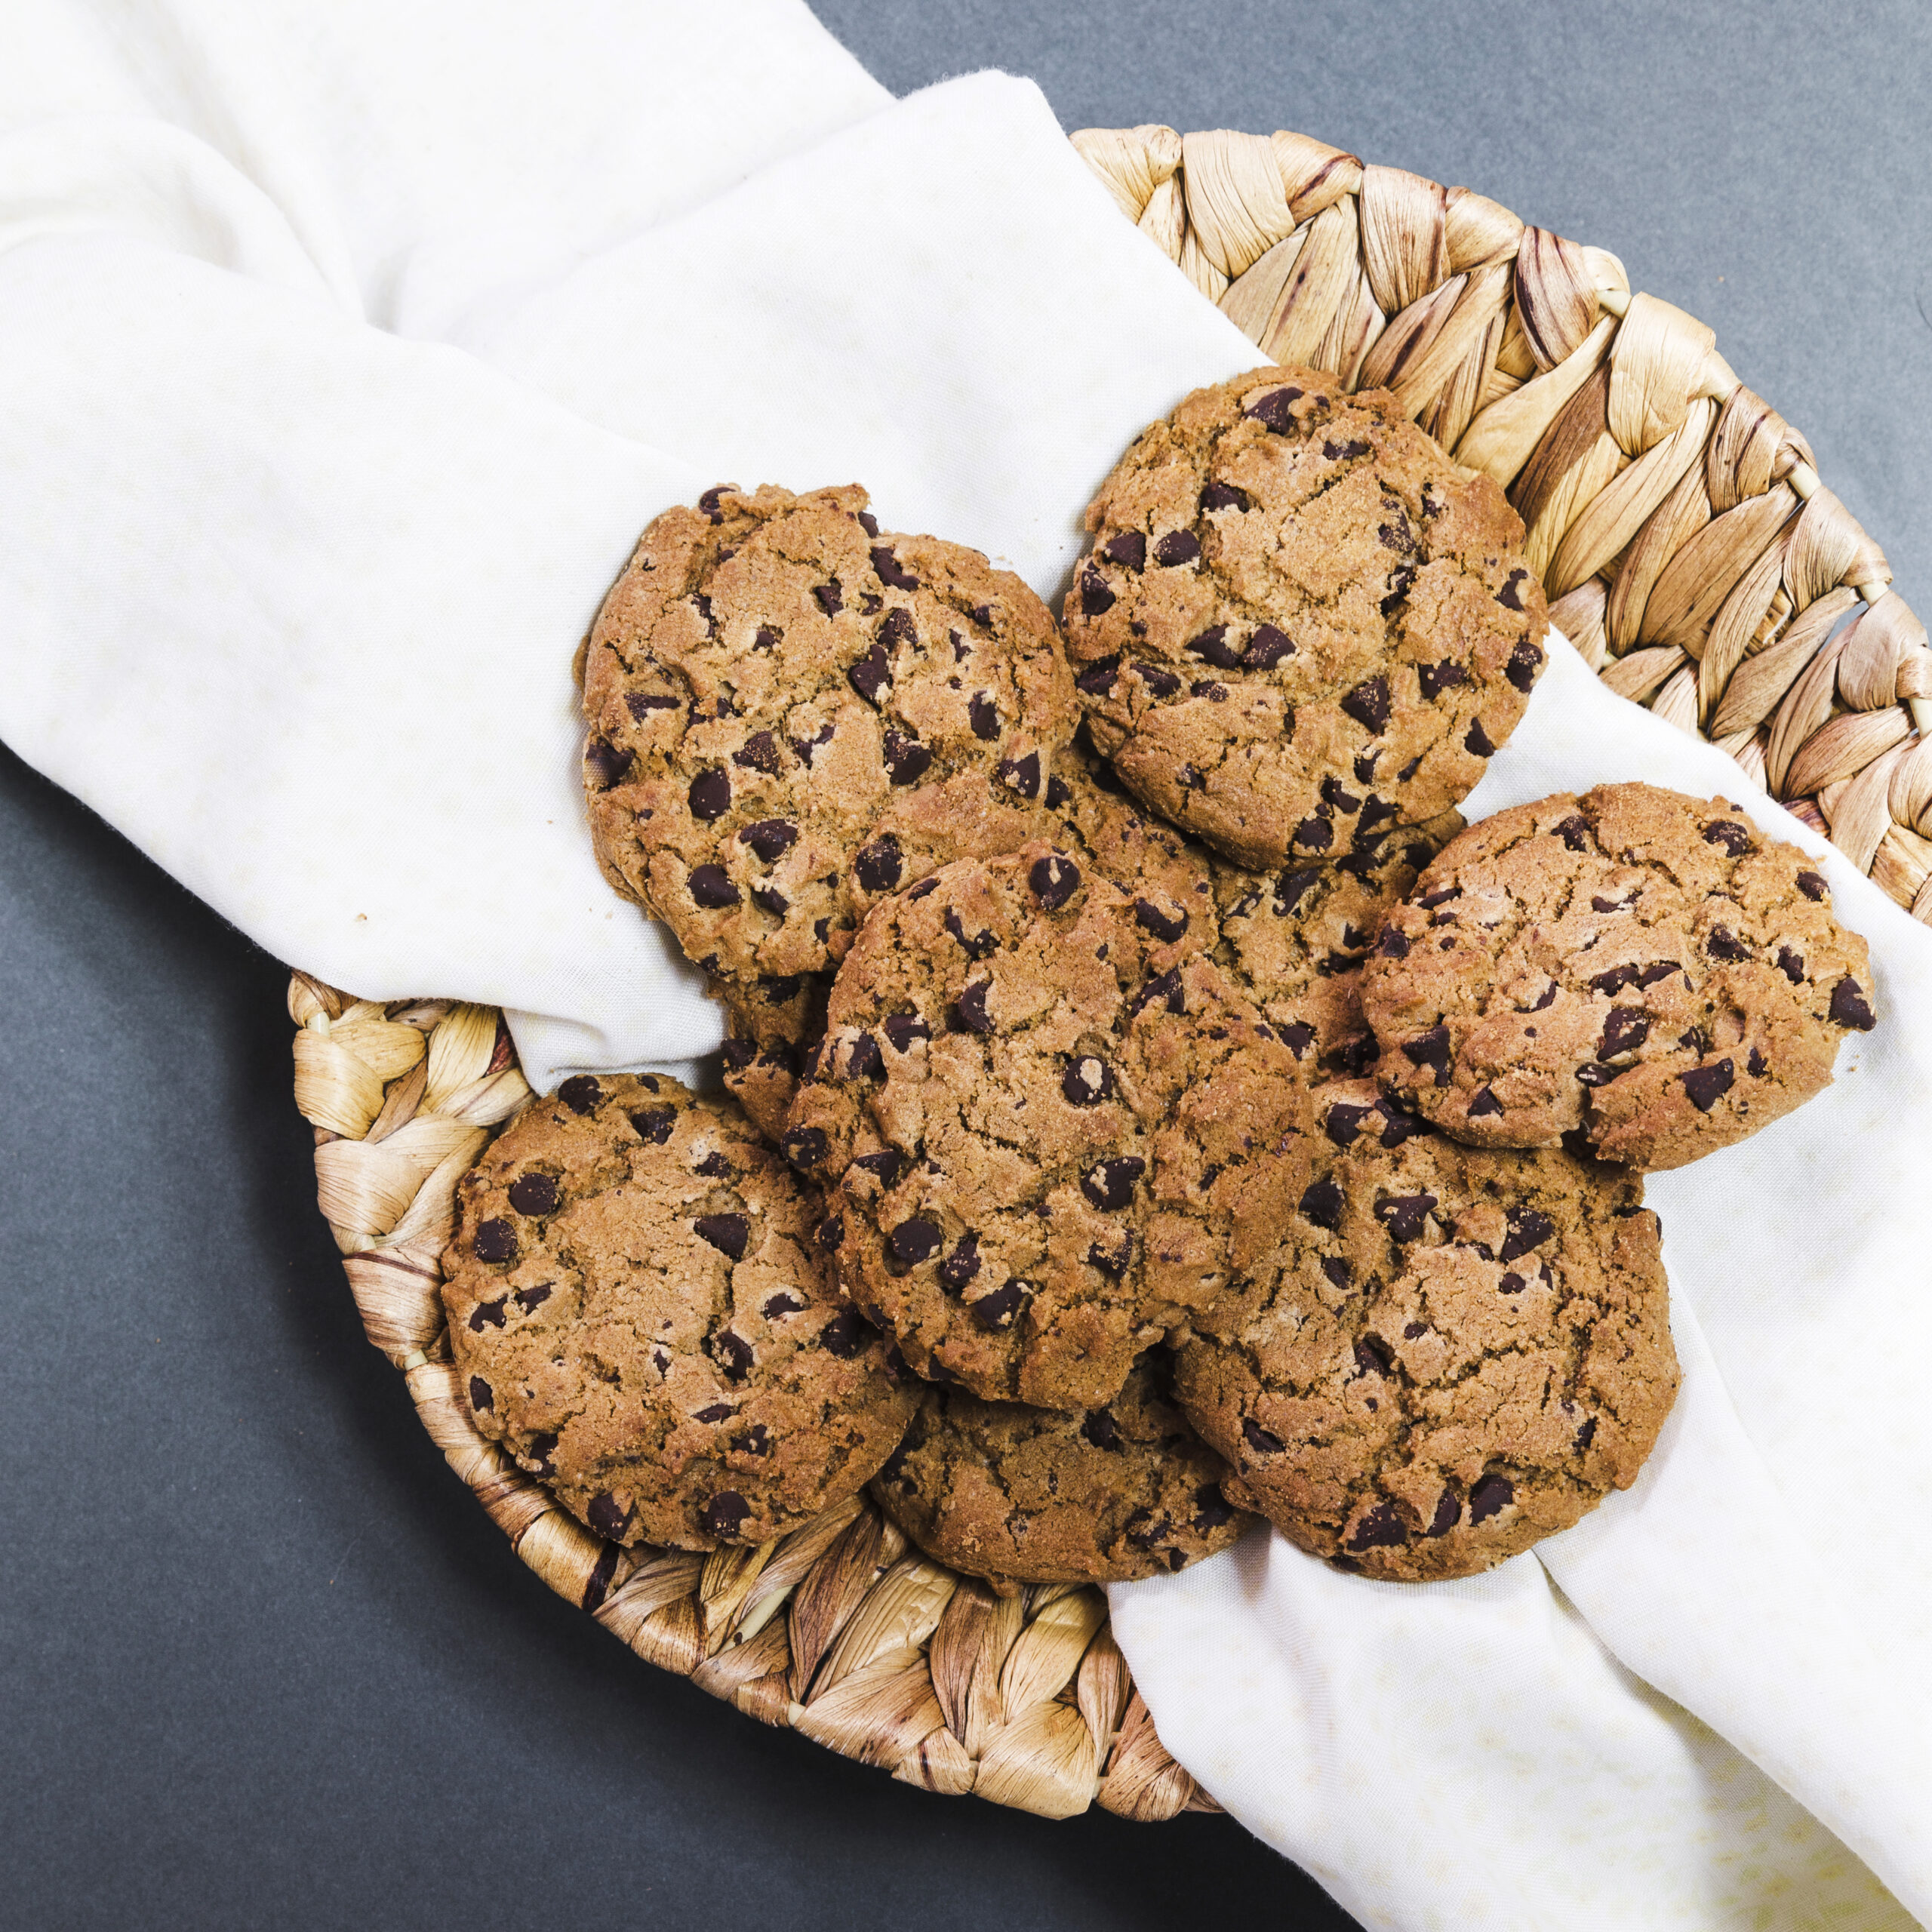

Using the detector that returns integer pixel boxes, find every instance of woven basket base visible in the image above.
[291,971,1218,1823]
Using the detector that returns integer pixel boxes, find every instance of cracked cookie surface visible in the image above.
[781,841,1314,1411]
[1358,783,1877,1170]
[443,1072,915,1552]
[1174,1026,1679,1582]
[870,1352,1256,1589]
[583,484,1075,1042]
[1062,365,1547,869]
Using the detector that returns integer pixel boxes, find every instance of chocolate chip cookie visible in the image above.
[1174,1058,1679,1582]
[782,840,1313,1411]
[718,975,831,1145]
[1358,784,1878,1171]
[1062,365,1548,869]
[443,1072,915,1551]
[870,1353,1256,1590]
[583,483,1075,1035]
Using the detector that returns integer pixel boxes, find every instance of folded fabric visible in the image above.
[2,8,1927,1927]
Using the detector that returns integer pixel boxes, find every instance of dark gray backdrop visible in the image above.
[4,5,1927,1927]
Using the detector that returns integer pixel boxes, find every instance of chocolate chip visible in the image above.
[626,691,678,720]
[1426,1489,1461,1537]
[1154,530,1200,567]
[1322,436,1371,460]
[1318,1257,1353,1291]
[752,886,788,917]
[846,638,891,706]
[1465,719,1497,757]
[1797,870,1829,902]
[1496,569,1531,611]
[1325,1102,1371,1149]
[883,728,933,786]
[694,1214,749,1262]
[1468,1472,1514,1522]
[629,1105,676,1144]
[1243,623,1294,669]
[588,1493,635,1540]
[700,1491,749,1539]
[886,1218,942,1269]
[1747,1046,1769,1077]
[1191,678,1227,702]
[1045,774,1071,808]
[1377,928,1411,959]
[694,1401,736,1424]
[1300,1176,1344,1230]
[733,731,783,777]
[1417,660,1467,702]
[1354,1336,1392,1377]
[1103,531,1146,571]
[585,737,632,788]
[1131,966,1186,1017]
[1294,814,1334,851]
[1506,636,1544,693]
[1133,897,1187,943]
[1499,1272,1525,1294]
[1679,1060,1736,1111]
[790,721,835,767]
[504,1172,558,1218]
[1192,1486,1235,1534]
[998,750,1042,799]
[1031,854,1081,909]
[466,1375,493,1413]
[1380,565,1418,616]
[1080,1156,1146,1211]
[1376,1192,1437,1243]
[1062,1056,1115,1107]
[1575,1063,1615,1087]
[949,980,992,1034]
[1342,676,1392,734]
[1499,1208,1556,1263]
[1706,926,1749,961]
[1189,625,1239,669]
[1081,1410,1121,1451]
[781,1125,828,1168]
[515,1284,551,1314]
[1245,386,1302,432]
[816,1308,871,1360]
[1830,977,1875,1032]
[1377,1100,1427,1147]
[1241,1417,1285,1454]
[764,1291,806,1318]
[527,1432,558,1475]
[869,545,917,590]
[709,1330,754,1382]
[883,1011,931,1052]
[853,509,879,538]
[466,1296,506,1337]
[1135,662,1183,699]
[1397,754,1424,782]
[939,1232,981,1294]
[838,841,901,905]
[1703,819,1753,856]
[971,1281,1026,1330]
[1199,481,1250,512]
[968,692,1000,740]
[1468,1084,1502,1118]
[731,818,796,866]
[681,863,737,910]
[1598,1008,1651,1059]
[1348,1501,1409,1551]
[1074,654,1121,696]
[1402,1025,1452,1084]
[1078,566,1115,617]
[685,769,731,823]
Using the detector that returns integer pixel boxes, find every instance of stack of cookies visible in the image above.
[441,365,1878,1592]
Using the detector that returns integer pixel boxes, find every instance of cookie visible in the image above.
[870,1352,1257,1590]
[442,1072,915,1551]
[1174,1052,1679,1582]
[781,839,1314,1410]
[1061,365,1548,869]
[1358,783,1878,1170]
[583,483,1075,1026]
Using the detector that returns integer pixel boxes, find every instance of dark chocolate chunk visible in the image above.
[508,1172,558,1217]
[1468,1084,1502,1117]
[1426,1489,1461,1537]
[971,1281,1026,1331]
[938,1232,981,1294]
[1702,819,1754,856]
[969,691,1000,740]
[1376,1192,1438,1243]
[882,1011,931,1052]
[1679,1059,1736,1111]
[1377,928,1411,959]
[1075,654,1121,696]
[764,1291,805,1318]
[1348,1501,1410,1551]
[1103,531,1146,571]
[1243,623,1294,669]
[780,1125,828,1169]
[1154,530,1201,568]
[588,1493,635,1540]
[1244,386,1303,432]
[853,837,902,894]
[1078,566,1115,616]
[1241,1417,1285,1454]
[700,1491,749,1539]
[1031,854,1081,909]
[1498,1208,1556,1263]
[711,1329,754,1381]
[818,1309,872,1360]
[888,1217,943,1267]
[468,1296,506,1332]
[733,731,782,774]
[1135,662,1183,699]
[1777,946,1805,984]
[1134,897,1187,942]
[626,691,678,720]
[1342,675,1392,734]
[1189,625,1239,669]
[1506,635,1544,693]
[688,768,731,823]
[467,1375,493,1413]
[1496,569,1531,611]
[998,750,1042,799]
[1081,1409,1121,1451]
[585,737,632,788]
[694,1214,749,1262]
[739,818,797,863]
[629,1105,676,1144]
[949,980,992,1034]
[694,1402,736,1425]
[1062,1056,1115,1106]
[851,1150,902,1189]
[1706,926,1749,961]
[1465,718,1497,757]
[1080,1156,1146,1211]
[1830,977,1876,1032]
[688,863,740,909]
[1321,1256,1353,1291]
[1598,1007,1651,1059]
[1200,481,1250,512]
[847,638,891,704]
[1417,660,1468,702]
[1402,1024,1452,1084]
[1300,1176,1344,1230]
[870,546,918,589]
[883,728,933,786]
[1796,869,1829,902]
[1468,1472,1515,1522]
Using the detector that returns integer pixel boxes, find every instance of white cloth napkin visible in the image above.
[2,8,1927,1926]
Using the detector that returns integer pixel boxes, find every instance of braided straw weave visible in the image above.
[289,969,1214,1821]
[1073,125,1932,923]
[292,125,1931,1823]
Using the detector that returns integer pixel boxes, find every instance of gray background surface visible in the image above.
[3,5,1927,1927]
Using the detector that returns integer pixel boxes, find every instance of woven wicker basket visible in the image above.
[291,124,1931,1825]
